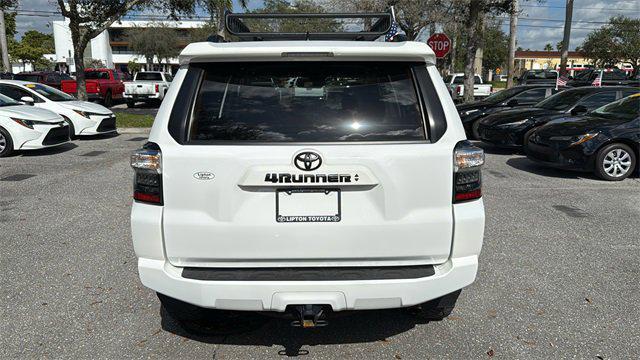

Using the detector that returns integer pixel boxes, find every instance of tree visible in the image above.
[54,0,193,100]
[581,16,640,75]
[127,59,142,75]
[483,20,509,72]
[0,0,17,72]
[247,0,340,34]
[559,0,573,76]
[543,43,553,51]
[128,23,180,70]
[198,0,248,37]
[9,30,55,70]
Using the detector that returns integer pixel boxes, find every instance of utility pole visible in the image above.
[559,0,574,76]
[0,10,10,73]
[506,0,518,88]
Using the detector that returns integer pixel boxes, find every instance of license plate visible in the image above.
[276,189,341,223]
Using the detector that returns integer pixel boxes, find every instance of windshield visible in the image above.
[189,61,426,142]
[25,83,76,101]
[135,72,163,81]
[0,93,20,107]
[14,74,41,82]
[483,86,526,104]
[536,89,593,111]
[591,94,639,121]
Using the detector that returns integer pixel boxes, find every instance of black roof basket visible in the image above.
[225,11,393,41]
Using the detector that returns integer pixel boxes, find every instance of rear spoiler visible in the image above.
[224,11,393,41]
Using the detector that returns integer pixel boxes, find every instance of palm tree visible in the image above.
[199,0,249,35]
[543,43,553,52]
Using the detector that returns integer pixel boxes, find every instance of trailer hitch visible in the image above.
[290,305,329,328]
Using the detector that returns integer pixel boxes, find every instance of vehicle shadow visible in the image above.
[160,306,433,356]
[76,132,121,141]
[18,142,78,157]
[505,157,595,180]
[475,142,523,155]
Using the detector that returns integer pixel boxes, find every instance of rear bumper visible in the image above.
[124,93,161,100]
[478,124,527,148]
[138,255,478,312]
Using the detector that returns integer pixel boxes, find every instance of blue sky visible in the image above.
[13,0,640,51]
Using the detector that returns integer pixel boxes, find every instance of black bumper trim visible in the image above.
[182,265,436,281]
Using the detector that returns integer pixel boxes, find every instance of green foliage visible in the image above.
[543,43,553,51]
[127,59,142,74]
[8,30,54,70]
[246,0,340,33]
[453,20,509,74]
[4,11,15,37]
[581,16,640,73]
[127,23,181,68]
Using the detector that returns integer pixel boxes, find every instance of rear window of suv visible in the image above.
[188,62,427,142]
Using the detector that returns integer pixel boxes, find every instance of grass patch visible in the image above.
[115,112,155,128]
[490,81,507,89]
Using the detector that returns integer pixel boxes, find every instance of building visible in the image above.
[514,50,633,76]
[52,19,207,74]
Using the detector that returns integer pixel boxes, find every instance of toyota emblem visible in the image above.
[294,151,322,171]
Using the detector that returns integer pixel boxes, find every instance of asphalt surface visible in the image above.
[1,134,639,359]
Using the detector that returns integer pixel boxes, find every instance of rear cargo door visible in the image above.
[161,61,454,268]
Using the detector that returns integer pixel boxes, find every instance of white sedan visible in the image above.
[0,93,70,157]
[0,80,116,138]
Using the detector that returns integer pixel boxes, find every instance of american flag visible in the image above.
[591,70,603,87]
[556,73,569,89]
[385,21,398,42]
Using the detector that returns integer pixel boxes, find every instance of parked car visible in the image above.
[14,71,73,89]
[0,80,117,138]
[0,72,13,79]
[130,13,486,328]
[517,70,558,85]
[123,71,172,108]
[444,73,492,101]
[457,84,563,139]
[477,86,638,148]
[0,93,69,157]
[525,94,639,181]
[60,68,125,107]
[567,69,640,87]
[496,74,508,82]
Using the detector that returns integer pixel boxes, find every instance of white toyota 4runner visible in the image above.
[130,12,485,328]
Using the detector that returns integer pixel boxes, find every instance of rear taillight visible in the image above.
[453,140,484,203]
[130,142,162,205]
[456,85,462,94]
[155,84,159,93]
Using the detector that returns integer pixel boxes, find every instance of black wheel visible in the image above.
[126,100,135,108]
[471,120,482,140]
[522,127,539,148]
[66,120,77,140]
[594,143,636,181]
[157,293,267,335]
[0,127,14,157]
[103,91,113,108]
[407,290,461,321]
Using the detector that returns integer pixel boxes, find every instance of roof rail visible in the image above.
[224,11,393,41]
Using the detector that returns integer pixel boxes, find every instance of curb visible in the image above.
[118,127,151,134]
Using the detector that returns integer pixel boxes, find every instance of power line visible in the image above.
[520,4,640,12]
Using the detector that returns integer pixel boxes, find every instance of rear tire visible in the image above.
[407,290,461,321]
[594,143,636,181]
[126,100,135,108]
[103,91,113,108]
[0,127,14,157]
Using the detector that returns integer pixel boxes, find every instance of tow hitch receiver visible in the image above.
[290,305,329,328]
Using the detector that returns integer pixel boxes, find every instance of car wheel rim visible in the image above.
[0,132,6,152]
[603,149,631,177]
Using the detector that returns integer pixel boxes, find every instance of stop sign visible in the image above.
[427,33,451,58]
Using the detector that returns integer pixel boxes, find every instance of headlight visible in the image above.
[11,118,54,129]
[549,132,599,146]
[73,110,103,118]
[497,119,530,127]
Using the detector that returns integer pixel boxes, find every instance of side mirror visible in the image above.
[506,99,519,107]
[20,96,35,105]
[571,105,588,115]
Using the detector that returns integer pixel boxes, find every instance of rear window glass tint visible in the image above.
[136,72,163,81]
[188,62,426,142]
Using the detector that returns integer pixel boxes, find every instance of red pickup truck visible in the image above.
[61,68,125,107]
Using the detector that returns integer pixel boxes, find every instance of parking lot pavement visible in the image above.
[1,135,638,359]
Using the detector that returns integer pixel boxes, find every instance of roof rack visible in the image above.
[225,11,393,41]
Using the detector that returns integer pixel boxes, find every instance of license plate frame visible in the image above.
[276,188,341,223]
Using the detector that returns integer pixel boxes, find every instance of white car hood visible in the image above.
[58,101,112,115]
[0,105,62,122]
